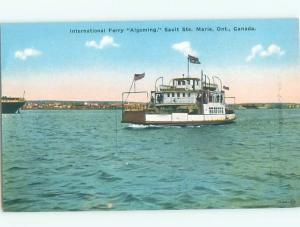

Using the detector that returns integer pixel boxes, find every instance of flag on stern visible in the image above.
[188,55,201,64]
[223,85,230,90]
[134,73,145,81]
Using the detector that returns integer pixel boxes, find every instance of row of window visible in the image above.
[176,80,199,86]
[209,94,224,103]
[166,92,191,98]
[209,107,224,114]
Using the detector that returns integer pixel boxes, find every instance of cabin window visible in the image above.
[177,93,180,97]
[187,80,190,85]
[183,93,186,97]
[172,93,175,97]
[182,81,186,85]
[167,93,170,97]
[209,95,213,102]
[196,81,199,85]
[188,93,191,97]
[178,81,181,85]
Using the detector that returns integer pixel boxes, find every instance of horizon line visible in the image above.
[25,99,300,105]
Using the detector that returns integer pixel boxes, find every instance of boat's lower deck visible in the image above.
[122,111,236,125]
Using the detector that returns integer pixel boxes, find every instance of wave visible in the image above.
[7,166,28,171]
[193,185,220,195]
[125,124,202,129]
[113,192,141,203]
[4,198,37,206]
[125,124,165,129]
[97,170,122,182]
[40,192,60,198]
[266,171,300,180]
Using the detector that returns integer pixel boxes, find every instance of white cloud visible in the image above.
[85,35,119,49]
[246,44,263,62]
[246,44,285,62]
[172,41,197,57]
[15,48,42,60]
[260,44,285,57]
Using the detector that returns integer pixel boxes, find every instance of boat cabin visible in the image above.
[151,77,224,107]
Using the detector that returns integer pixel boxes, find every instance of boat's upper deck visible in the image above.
[1,97,26,103]
[158,77,218,92]
[149,74,227,107]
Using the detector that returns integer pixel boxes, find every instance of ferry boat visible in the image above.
[1,96,26,114]
[121,56,236,125]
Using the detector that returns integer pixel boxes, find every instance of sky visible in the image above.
[1,18,299,103]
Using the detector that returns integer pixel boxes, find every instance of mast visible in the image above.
[187,56,189,78]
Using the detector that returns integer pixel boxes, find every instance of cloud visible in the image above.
[172,41,197,56]
[15,48,42,60]
[245,44,263,62]
[260,44,285,57]
[85,35,119,49]
[246,44,285,62]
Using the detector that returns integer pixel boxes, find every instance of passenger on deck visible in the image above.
[157,94,163,104]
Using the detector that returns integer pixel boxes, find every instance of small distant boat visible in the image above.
[121,55,236,126]
[1,96,26,114]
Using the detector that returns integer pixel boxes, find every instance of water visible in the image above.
[2,109,300,211]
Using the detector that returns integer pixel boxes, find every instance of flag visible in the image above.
[134,73,145,81]
[188,55,201,64]
[223,85,230,90]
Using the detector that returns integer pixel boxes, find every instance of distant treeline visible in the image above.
[28,100,122,105]
[230,103,300,109]
[23,100,300,110]
[24,100,124,110]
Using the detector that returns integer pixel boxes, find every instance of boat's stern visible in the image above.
[224,107,236,122]
[225,113,236,122]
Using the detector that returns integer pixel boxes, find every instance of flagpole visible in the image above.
[125,79,135,102]
[187,56,189,78]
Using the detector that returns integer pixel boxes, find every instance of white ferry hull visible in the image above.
[122,111,236,125]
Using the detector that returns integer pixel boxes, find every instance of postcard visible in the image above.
[1,18,299,211]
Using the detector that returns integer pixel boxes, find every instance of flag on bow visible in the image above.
[134,73,145,81]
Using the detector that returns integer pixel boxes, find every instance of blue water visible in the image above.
[2,109,300,211]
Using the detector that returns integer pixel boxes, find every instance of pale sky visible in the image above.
[1,19,299,103]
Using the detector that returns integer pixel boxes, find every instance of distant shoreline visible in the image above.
[22,100,300,110]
